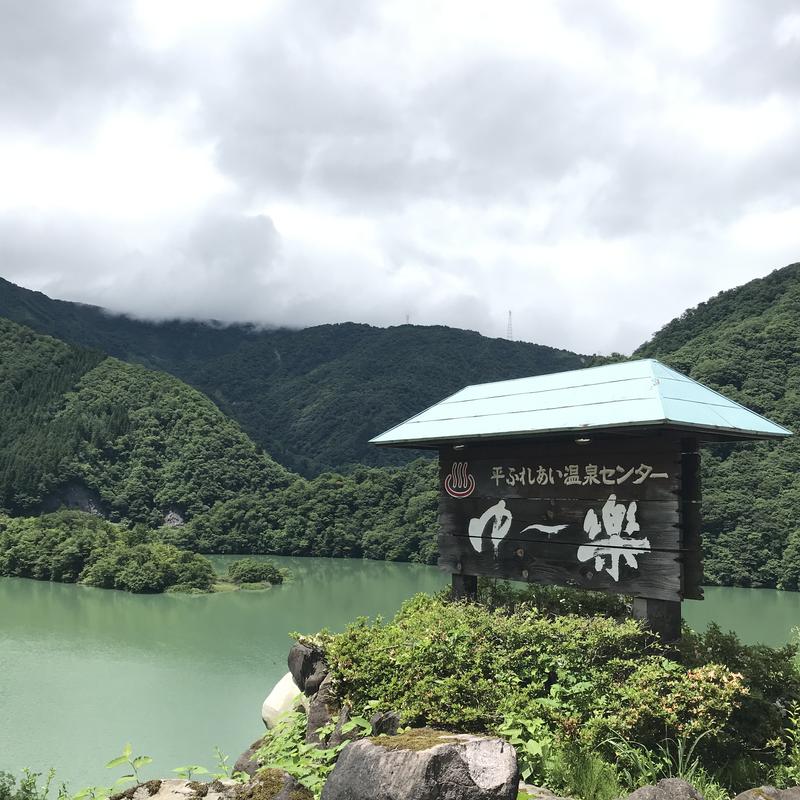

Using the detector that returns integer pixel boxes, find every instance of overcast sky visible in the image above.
[1,1,799,354]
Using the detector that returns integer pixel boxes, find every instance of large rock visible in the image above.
[110,774,311,800]
[626,779,704,800]
[288,643,328,696]
[305,673,337,745]
[518,783,571,800]
[261,672,303,728]
[733,788,800,800]
[370,710,401,737]
[237,770,313,800]
[320,729,519,800]
[233,737,264,778]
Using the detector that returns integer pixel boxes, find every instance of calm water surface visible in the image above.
[1,557,799,790]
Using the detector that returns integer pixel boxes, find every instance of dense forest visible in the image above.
[635,263,800,589]
[0,318,438,566]
[0,277,586,474]
[3,263,800,589]
[0,318,288,522]
[0,510,215,593]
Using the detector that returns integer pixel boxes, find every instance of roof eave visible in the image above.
[370,418,792,449]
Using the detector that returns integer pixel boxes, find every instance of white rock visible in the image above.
[261,671,303,728]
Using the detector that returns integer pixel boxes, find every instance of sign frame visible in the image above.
[438,433,703,640]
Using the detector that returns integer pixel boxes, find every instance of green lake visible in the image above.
[1,556,799,791]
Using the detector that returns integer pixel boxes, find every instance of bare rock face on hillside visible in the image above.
[320,729,519,800]
[41,482,104,516]
[626,779,704,800]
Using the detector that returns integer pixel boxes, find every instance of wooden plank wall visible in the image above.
[438,435,703,602]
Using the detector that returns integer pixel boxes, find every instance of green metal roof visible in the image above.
[370,359,792,447]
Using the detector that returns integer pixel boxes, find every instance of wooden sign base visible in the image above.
[451,573,682,643]
[632,597,681,643]
[451,573,477,601]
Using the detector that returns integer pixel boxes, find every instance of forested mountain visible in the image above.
[0,318,288,522]
[0,318,440,564]
[0,277,586,475]
[636,262,800,589]
[5,263,800,588]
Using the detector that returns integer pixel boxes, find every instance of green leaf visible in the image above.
[105,757,128,769]
[132,756,152,769]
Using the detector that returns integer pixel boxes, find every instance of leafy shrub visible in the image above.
[678,623,800,760]
[476,577,629,618]
[317,593,800,786]
[254,711,343,795]
[82,542,215,593]
[0,510,214,593]
[771,702,800,788]
[0,770,67,800]
[226,558,284,585]
[322,595,745,744]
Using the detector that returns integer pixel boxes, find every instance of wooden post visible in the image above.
[632,597,681,643]
[451,573,477,601]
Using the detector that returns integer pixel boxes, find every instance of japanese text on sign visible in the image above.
[490,463,670,488]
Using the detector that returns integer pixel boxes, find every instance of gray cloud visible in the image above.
[1,1,800,354]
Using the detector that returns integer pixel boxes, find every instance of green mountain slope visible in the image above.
[636,262,800,588]
[0,317,440,564]
[0,277,587,474]
[0,317,289,522]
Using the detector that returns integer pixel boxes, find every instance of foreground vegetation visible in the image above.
[3,586,800,800]
[256,586,800,799]
[0,511,215,593]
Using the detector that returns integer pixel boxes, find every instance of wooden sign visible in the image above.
[438,437,703,602]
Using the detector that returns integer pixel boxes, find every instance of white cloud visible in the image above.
[1,0,799,354]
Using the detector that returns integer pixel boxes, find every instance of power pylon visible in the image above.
[506,310,513,341]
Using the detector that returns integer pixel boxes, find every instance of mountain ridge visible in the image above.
[0,276,587,474]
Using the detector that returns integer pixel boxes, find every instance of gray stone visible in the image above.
[288,643,328,695]
[233,737,264,778]
[320,730,519,800]
[305,673,337,745]
[326,705,351,747]
[238,770,313,800]
[370,710,401,737]
[163,509,185,527]
[112,778,238,800]
[110,774,312,800]
[41,482,104,516]
[733,788,800,800]
[518,782,571,800]
[626,779,704,800]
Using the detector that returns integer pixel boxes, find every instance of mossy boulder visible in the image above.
[321,730,518,800]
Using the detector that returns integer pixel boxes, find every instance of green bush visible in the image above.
[0,770,67,800]
[226,558,284,585]
[476,577,629,618]
[317,593,797,786]
[0,510,215,593]
[82,542,215,593]
[678,623,800,764]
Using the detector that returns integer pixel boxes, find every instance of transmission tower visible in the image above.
[506,310,513,341]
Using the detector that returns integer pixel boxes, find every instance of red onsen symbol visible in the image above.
[444,462,476,498]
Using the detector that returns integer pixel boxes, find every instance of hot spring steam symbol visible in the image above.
[444,461,475,498]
